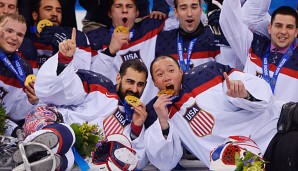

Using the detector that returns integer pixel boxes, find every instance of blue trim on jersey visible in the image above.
[77,69,118,94]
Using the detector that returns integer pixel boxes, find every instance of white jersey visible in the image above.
[219,0,298,102]
[144,62,281,169]
[0,54,36,122]
[35,54,148,169]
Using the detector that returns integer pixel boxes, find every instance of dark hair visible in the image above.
[108,0,137,13]
[0,13,26,24]
[32,0,62,14]
[119,59,148,79]
[174,0,201,9]
[271,6,298,28]
[150,55,180,80]
[32,0,41,14]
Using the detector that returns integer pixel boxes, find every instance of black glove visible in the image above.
[207,8,229,46]
[39,26,71,53]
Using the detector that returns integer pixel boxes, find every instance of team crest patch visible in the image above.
[183,102,214,137]
[103,108,127,136]
[120,50,143,62]
[0,87,8,104]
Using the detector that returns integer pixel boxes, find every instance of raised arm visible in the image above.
[223,70,273,112]
[219,0,253,66]
[241,0,271,38]
[35,28,87,106]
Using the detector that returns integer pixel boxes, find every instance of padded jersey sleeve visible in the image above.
[223,69,273,113]
[219,0,253,66]
[35,54,87,106]
[241,0,271,38]
[144,119,183,171]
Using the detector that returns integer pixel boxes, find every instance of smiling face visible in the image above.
[151,56,183,96]
[32,0,62,26]
[174,0,202,33]
[268,14,298,49]
[108,0,139,30]
[116,67,147,100]
[0,0,17,16]
[0,18,26,54]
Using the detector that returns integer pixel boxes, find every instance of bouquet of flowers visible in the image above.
[210,136,266,171]
[70,122,105,158]
[0,105,7,135]
[235,150,266,171]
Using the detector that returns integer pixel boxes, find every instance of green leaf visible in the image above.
[0,105,7,135]
[243,151,253,161]
[87,134,100,143]
[70,123,81,135]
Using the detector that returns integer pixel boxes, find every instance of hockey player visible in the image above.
[156,0,250,75]
[144,55,298,170]
[32,28,150,169]
[155,0,221,70]
[0,13,38,136]
[88,0,167,104]
[0,0,39,76]
[26,0,91,73]
[79,0,169,33]
[219,0,298,102]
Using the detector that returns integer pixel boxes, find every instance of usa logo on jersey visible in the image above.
[120,50,143,62]
[183,102,214,137]
[104,108,127,137]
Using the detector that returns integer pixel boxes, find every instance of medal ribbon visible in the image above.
[119,98,134,123]
[262,42,295,93]
[0,51,26,86]
[177,33,197,72]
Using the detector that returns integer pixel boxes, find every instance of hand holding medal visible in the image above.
[113,26,129,35]
[37,19,53,33]
[125,95,140,107]
[24,74,36,86]
[124,96,140,122]
[109,26,130,55]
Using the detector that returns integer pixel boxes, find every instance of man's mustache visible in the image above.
[125,90,139,97]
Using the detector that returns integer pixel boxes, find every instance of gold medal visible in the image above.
[24,74,36,86]
[37,19,53,33]
[125,95,140,107]
[157,89,174,97]
[114,26,129,34]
